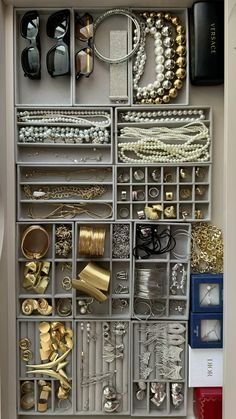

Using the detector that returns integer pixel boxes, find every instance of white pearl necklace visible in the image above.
[120,109,206,123]
[17,112,111,128]
[118,122,211,163]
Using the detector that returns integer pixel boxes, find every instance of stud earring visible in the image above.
[195,209,203,219]
[179,168,186,179]
[78,298,94,315]
[164,206,176,218]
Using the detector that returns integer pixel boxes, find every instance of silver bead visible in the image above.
[165,59,175,70]
[150,90,156,98]
[165,70,175,80]
[163,36,174,47]
[157,87,164,96]
[150,27,157,35]
[163,80,172,90]
[164,48,175,59]
[146,17,154,27]
[161,25,172,37]
[155,18,164,29]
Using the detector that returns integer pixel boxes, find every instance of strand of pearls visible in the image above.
[18,126,110,144]
[17,111,111,128]
[133,11,186,104]
[118,122,211,163]
[120,109,206,123]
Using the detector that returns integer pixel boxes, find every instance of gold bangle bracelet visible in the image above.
[79,262,110,291]
[21,225,50,259]
[72,279,107,302]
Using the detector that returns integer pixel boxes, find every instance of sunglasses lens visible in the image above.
[21,11,39,39]
[76,47,93,78]
[21,46,40,77]
[47,10,70,39]
[75,13,93,41]
[47,44,69,76]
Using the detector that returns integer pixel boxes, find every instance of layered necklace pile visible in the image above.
[118,122,211,163]
[133,11,186,104]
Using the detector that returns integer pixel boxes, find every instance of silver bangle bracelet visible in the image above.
[93,9,142,64]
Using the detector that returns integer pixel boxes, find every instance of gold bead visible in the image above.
[176,34,186,45]
[169,88,178,98]
[164,205,176,219]
[163,95,170,103]
[141,99,146,104]
[155,97,162,104]
[176,45,186,56]
[176,57,186,67]
[174,79,183,89]
[157,12,163,18]
[176,25,185,34]
[150,12,156,18]
[143,12,149,18]
[171,16,180,25]
[165,192,173,201]
[165,13,171,21]
[176,68,186,80]
[147,99,153,104]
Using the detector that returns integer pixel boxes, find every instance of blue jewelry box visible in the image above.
[189,312,223,348]
[191,273,223,313]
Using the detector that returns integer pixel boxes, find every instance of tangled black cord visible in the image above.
[133,224,176,259]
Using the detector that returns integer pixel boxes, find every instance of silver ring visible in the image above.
[119,207,130,218]
[133,169,145,181]
[149,187,160,198]
[94,9,142,63]
[117,172,130,183]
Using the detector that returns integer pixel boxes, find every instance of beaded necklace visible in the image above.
[133,11,186,104]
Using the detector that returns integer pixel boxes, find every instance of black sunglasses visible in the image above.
[75,13,94,80]
[20,10,41,80]
[46,9,70,77]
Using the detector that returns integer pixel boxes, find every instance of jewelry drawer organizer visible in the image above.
[132,321,187,416]
[14,5,213,417]
[132,222,191,320]
[115,106,212,222]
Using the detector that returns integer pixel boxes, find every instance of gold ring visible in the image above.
[62,276,72,291]
[19,338,31,350]
[21,225,50,259]
[22,349,33,362]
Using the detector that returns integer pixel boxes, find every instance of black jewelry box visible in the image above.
[189,1,224,85]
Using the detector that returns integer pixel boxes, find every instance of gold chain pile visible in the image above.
[23,184,106,200]
[191,223,223,273]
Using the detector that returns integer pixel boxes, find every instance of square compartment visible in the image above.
[179,167,193,183]
[117,185,131,202]
[179,185,193,201]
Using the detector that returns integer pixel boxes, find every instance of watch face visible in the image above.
[201,319,221,342]
[199,283,220,307]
